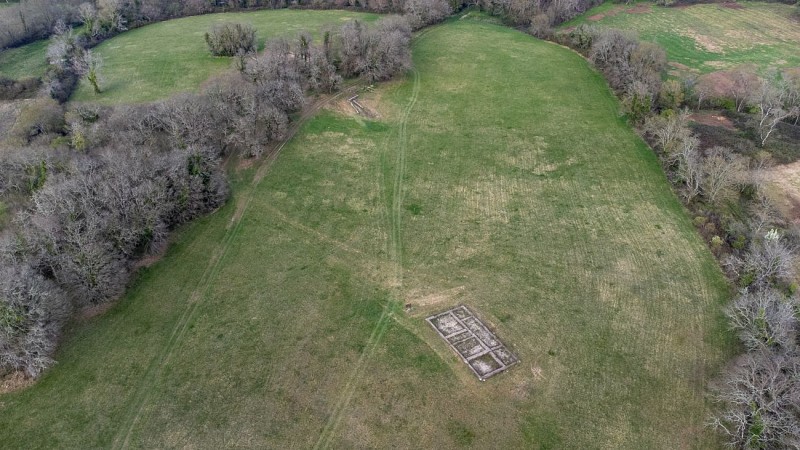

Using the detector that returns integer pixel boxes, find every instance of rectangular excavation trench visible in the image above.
[426,305,518,381]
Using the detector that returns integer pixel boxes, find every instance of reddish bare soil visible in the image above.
[689,112,736,130]
[587,6,624,21]
[0,371,33,394]
[721,1,744,9]
[626,4,652,14]
[77,302,117,321]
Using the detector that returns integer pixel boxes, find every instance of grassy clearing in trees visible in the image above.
[564,1,800,74]
[69,9,378,104]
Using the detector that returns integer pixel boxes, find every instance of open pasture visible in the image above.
[70,9,378,104]
[564,1,800,74]
[0,39,48,79]
[0,13,731,448]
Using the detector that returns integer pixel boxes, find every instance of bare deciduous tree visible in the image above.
[726,288,797,351]
[403,0,452,29]
[711,348,800,449]
[363,15,412,82]
[701,146,747,205]
[205,22,256,57]
[644,109,692,156]
[78,2,98,36]
[305,46,341,93]
[747,192,779,239]
[733,230,796,288]
[676,134,703,202]
[339,17,412,82]
[0,264,70,378]
[754,73,798,147]
[729,66,759,113]
[73,49,103,94]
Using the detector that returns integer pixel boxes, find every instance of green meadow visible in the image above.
[564,1,800,73]
[70,9,378,104]
[0,40,48,79]
[0,13,732,448]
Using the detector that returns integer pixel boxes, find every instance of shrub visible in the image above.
[726,288,797,350]
[0,265,70,378]
[339,16,412,82]
[711,348,800,449]
[529,14,553,39]
[205,22,257,57]
[403,0,452,30]
[657,79,685,111]
[0,77,41,101]
[9,98,65,144]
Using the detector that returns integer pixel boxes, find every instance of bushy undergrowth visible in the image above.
[205,22,257,57]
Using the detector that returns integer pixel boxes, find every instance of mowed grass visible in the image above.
[0,39,48,79]
[70,9,378,104]
[0,15,733,448]
[564,1,800,73]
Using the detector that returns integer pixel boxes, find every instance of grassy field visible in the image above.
[70,10,378,104]
[0,14,732,448]
[0,40,48,79]
[563,1,800,74]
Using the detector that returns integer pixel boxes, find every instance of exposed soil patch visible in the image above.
[77,302,117,321]
[0,371,34,394]
[689,112,736,131]
[670,62,695,72]
[236,156,258,171]
[587,6,624,21]
[785,67,800,78]
[328,97,378,119]
[721,1,744,9]
[405,286,466,314]
[668,61,700,78]
[625,4,652,14]
[684,29,723,53]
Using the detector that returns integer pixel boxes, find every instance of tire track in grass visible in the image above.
[389,67,420,287]
[313,64,422,450]
[111,88,356,450]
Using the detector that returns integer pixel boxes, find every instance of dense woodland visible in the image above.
[1,0,799,447]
